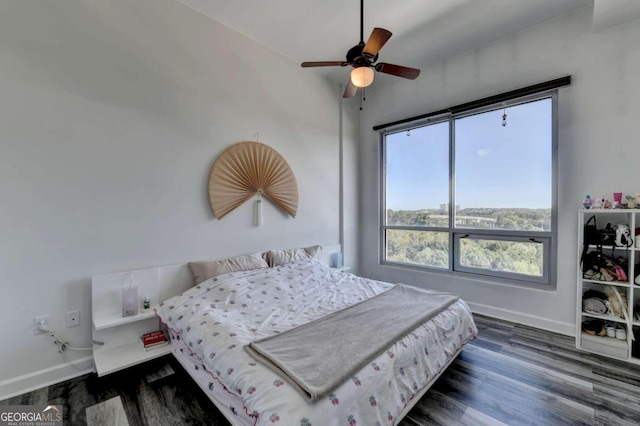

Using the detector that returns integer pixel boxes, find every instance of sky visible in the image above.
[385,98,552,211]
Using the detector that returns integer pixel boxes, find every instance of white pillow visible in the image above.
[265,245,322,267]
[188,253,268,285]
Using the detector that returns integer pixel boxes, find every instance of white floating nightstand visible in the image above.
[91,265,193,376]
[332,266,351,272]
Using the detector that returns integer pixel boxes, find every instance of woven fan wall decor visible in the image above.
[208,142,298,219]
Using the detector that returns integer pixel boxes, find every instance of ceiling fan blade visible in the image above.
[363,28,392,58]
[301,61,345,67]
[343,79,358,98]
[375,63,421,80]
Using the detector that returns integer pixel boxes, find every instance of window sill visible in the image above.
[379,260,557,293]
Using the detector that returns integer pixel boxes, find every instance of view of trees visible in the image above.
[386,208,549,276]
[387,230,449,269]
[458,238,543,276]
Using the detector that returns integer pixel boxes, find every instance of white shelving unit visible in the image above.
[576,209,640,363]
[91,264,193,376]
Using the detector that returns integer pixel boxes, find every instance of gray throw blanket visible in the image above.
[244,284,459,402]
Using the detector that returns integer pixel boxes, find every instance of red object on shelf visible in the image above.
[142,330,167,346]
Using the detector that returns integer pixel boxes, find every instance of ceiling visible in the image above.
[176,0,592,85]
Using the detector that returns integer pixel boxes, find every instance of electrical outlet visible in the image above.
[66,310,80,327]
[34,315,50,335]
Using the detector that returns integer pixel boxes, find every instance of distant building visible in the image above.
[439,204,460,212]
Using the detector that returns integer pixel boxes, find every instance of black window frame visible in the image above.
[379,91,558,289]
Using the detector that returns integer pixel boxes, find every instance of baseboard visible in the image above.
[0,356,94,401]
[467,301,575,336]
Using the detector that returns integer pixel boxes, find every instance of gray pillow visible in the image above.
[265,245,322,267]
[188,253,268,285]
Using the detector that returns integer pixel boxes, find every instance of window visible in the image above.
[381,94,556,287]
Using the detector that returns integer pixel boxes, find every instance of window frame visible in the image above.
[379,92,558,289]
[453,233,551,284]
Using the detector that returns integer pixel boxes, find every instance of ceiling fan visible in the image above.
[301,0,421,98]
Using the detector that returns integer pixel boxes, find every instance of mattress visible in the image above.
[157,259,477,426]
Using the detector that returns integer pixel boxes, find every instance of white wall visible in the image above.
[358,6,640,334]
[593,0,640,32]
[0,0,356,395]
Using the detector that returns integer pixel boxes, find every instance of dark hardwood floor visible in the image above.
[2,314,640,425]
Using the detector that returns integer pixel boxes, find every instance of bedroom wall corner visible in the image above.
[340,90,361,274]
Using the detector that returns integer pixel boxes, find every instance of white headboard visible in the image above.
[91,243,342,326]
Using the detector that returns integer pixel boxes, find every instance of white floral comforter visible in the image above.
[156,259,477,426]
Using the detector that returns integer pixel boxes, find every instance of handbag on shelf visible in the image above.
[583,215,600,246]
[582,216,606,271]
[597,222,616,246]
[615,224,633,248]
[583,215,616,246]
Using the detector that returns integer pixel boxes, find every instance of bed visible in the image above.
[155,256,477,426]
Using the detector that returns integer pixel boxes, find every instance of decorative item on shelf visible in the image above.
[143,295,150,310]
[208,141,298,222]
[593,197,603,209]
[140,330,168,351]
[122,286,138,317]
[330,252,343,268]
[626,195,635,209]
[583,195,593,209]
[612,192,623,208]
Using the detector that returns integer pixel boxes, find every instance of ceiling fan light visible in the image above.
[351,67,374,88]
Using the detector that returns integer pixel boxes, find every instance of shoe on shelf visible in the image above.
[582,319,606,336]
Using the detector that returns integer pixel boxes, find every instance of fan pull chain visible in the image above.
[359,88,366,111]
[254,131,260,141]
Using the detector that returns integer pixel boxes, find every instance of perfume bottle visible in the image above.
[143,295,150,310]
